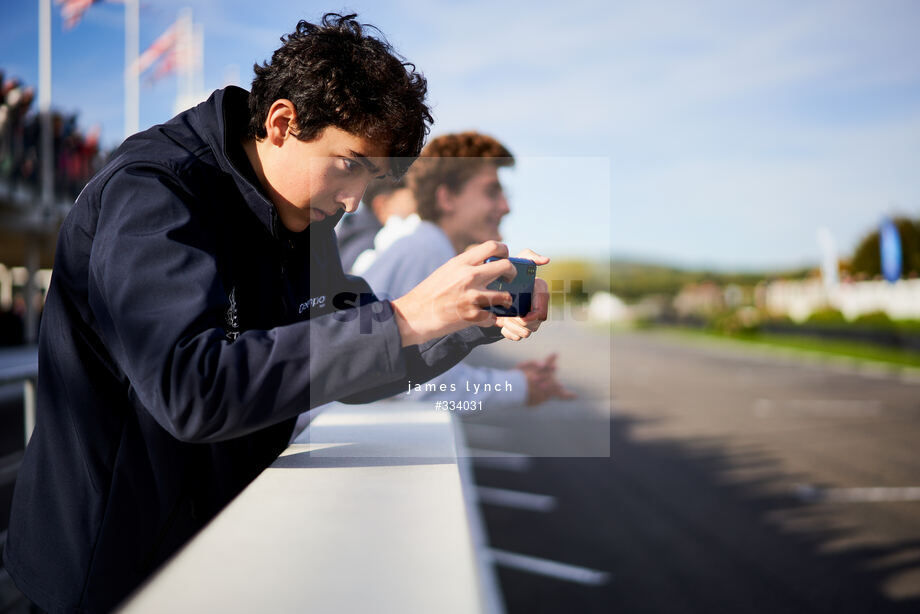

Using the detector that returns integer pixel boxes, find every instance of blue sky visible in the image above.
[2,0,919,270]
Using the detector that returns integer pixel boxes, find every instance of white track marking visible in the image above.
[753,398,882,418]
[795,484,920,503]
[475,486,557,512]
[489,549,610,585]
[465,447,533,472]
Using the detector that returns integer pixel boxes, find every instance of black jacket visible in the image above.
[4,86,500,614]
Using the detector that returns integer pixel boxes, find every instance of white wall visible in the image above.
[764,278,920,322]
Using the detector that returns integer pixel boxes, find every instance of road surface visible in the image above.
[461,323,920,613]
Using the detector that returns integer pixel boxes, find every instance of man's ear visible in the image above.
[435,184,454,216]
[264,99,297,146]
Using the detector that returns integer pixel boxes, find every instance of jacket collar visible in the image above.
[194,86,345,242]
[191,86,280,237]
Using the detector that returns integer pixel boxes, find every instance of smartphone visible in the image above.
[484,257,537,317]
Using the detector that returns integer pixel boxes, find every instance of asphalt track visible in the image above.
[3,323,920,613]
[461,322,920,614]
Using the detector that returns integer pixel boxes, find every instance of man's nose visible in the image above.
[341,179,373,214]
[498,194,511,216]
[339,192,362,213]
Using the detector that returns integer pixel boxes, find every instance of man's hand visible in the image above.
[391,241,516,347]
[516,353,577,406]
[494,248,550,341]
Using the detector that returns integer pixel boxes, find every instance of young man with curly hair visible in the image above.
[4,15,547,613]
[362,132,572,408]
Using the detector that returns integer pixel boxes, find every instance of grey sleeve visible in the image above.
[361,243,441,301]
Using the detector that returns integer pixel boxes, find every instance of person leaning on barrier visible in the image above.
[3,14,549,614]
[361,132,573,407]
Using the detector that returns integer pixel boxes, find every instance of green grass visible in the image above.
[647,326,920,369]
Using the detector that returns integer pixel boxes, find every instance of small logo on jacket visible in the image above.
[226,287,240,340]
[299,295,326,314]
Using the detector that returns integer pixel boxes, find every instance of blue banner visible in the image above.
[880,218,902,283]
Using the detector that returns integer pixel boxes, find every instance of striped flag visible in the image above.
[148,48,179,84]
[130,21,179,78]
[56,0,103,30]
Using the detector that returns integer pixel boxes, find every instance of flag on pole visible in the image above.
[880,218,902,283]
[130,21,179,78]
[56,0,103,30]
[147,49,179,84]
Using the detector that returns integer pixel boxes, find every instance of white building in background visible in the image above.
[763,279,827,322]
[764,278,920,322]
[673,282,724,318]
[588,292,634,324]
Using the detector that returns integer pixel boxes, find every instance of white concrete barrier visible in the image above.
[119,401,504,614]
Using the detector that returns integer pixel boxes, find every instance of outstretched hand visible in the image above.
[516,353,577,406]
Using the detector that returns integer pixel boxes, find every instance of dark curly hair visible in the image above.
[248,13,432,177]
[408,132,514,222]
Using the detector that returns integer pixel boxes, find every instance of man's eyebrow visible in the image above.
[347,150,385,177]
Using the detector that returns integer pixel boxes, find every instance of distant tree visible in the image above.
[850,217,920,278]
[542,259,600,306]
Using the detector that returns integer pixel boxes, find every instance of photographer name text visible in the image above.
[406,380,513,395]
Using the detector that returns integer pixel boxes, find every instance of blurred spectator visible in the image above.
[1,69,104,202]
[349,182,421,275]
[0,306,24,346]
[336,174,416,272]
[362,132,574,407]
[0,293,27,346]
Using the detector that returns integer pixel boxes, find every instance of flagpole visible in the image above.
[195,22,204,99]
[185,9,194,106]
[39,0,52,206]
[124,0,139,140]
[174,7,194,114]
[31,0,54,345]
